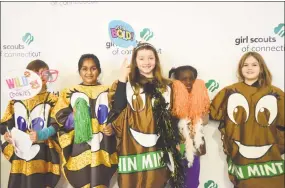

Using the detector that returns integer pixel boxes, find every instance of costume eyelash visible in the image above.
[45,99,55,107]
[269,91,280,100]
[66,89,81,98]
[228,88,241,96]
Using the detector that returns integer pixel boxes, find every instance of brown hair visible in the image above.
[26,59,49,72]
[237,52,272,87]
[129,42,169,90]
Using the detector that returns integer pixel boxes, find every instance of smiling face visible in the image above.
[211,78,284,185]
[125,82,171,148]
[79,58,100,85]
[135,49,156,78]
[177,69,195,92]
[241,56,261,84]
[224,88,281,160]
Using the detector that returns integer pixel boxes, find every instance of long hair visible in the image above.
[129,42,169,90]
[237,52,272,87]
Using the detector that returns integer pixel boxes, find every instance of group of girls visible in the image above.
[1,42,284,188]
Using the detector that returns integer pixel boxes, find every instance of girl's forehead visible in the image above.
[82,59,97,66]
[179,69,193,75]
[137,49,154,55]
[37,67,49,72]
[244,56,258,63]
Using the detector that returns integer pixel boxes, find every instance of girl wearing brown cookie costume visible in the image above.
[210,52,284,188]
[108,42,186,188]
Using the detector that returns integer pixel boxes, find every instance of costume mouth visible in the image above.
[87,132,103,152]
[234,141,272,159]
[15,145,40,161]
[129,127,160,147]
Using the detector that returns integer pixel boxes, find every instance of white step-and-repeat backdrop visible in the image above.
[1,2,284,188]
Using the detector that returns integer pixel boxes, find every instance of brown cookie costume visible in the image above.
[52,84,118,188]
[210,82,284,188]
[109,80,185,188]
[1,92,60,188]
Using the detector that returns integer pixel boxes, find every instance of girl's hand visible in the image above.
[176,144,181,151]
[29,130,38,143]
[4,132,13,144]
[103,124,114,136]
[119,58,131,83]
[201,114,209,125]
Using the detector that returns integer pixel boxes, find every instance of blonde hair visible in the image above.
[237,52,272,87]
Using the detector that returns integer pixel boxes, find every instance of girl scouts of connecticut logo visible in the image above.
[140,28,154,41]
[206,79,219,92]
[274,23,284,37]
[1,32,41,58]
[22,33,34,45]
[204,180,218,188]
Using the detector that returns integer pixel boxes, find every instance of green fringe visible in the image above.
[74,98,93,144]
[180,143,186,156]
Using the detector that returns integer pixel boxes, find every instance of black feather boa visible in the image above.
[144,79,185,188]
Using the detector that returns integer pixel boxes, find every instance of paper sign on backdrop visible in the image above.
[108,20,137,48]
[5,69,42,100]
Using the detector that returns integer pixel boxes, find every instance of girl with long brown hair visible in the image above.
[108,42,185,188]
[210,52,284,188]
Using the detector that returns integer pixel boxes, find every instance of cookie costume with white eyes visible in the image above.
[52,84,118,188]
[109,79,185,188]
[0,92,60,188]
[210,82,284,188]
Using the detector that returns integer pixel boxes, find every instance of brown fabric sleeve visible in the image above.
[275,88,285,154]
[210,87,229,121]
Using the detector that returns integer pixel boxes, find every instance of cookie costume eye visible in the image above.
[70,92,90,108]
[95,92,109,124]
[227,93,249,125]
[31,117,44,131]
[30,104,51,131]
[14,102,28,131]
[17,116,27,131]
[255,95,278,126]
[126,82,146,112]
